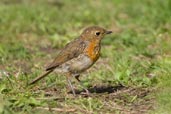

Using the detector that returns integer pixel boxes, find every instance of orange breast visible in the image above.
[85,40,100,61]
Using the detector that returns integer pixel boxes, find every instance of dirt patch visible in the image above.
[32,84,155,114]
[104,87,154,114]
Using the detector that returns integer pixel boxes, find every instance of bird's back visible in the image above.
[46,38,86,71]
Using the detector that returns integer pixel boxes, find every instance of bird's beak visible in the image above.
[105,30,112,34]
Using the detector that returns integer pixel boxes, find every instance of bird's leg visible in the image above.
[66,73,76,96]
[75,75,81,82]
[74,74,90,95]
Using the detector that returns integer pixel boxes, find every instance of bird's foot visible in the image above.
[80,88,90,97]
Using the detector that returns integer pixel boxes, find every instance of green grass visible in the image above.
[0,0,171,113]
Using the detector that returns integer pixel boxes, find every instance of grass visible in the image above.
[0,0,171,113]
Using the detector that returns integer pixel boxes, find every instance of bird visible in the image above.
[29,26,112,96]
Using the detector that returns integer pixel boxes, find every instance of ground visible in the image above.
[0,0,171,114]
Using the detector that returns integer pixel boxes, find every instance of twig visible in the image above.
[36,107,76,112]
[36,97,65,100]
[36,96,76,101]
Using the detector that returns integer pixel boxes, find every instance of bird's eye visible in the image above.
[95,32,100,36]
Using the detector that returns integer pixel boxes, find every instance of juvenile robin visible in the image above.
[29,26,112,96]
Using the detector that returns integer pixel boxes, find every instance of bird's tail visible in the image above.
[29,70,53,85]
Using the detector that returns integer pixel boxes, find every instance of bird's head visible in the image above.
[80,26,112,41]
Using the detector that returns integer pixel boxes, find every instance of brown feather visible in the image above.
[29,70,53,85]
[46,38,86,71]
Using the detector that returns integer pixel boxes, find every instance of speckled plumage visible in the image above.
[29,26,112,96]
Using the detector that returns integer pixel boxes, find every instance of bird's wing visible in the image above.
[46,38,86,71]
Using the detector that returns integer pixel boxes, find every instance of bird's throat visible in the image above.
[85,40,101,62]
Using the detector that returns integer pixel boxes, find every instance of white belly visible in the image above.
[54,54,93,74]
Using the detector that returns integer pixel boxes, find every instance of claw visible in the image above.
[80,88,90,97]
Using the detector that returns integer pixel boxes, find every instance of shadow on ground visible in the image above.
[68,84,125,95]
